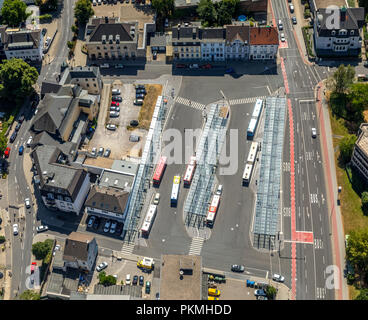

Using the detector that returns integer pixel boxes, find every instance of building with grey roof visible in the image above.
[0,27,43,61]
[351,123,368,182]
[313,6,365,57]
[85,16,145,61]
[30,144,91,215]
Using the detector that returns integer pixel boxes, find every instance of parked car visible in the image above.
[134,99,144,106]
[112,96,122,102]
[93,0,97,5]
[106,124,117,131]
[133,275,138,285]
[104,148,111,157]
[176,63,186,68]
[10,131,17,143]
[126,274,131,285]
[88,215,96,228]
[289,3,294,13]
[111,101,120,106]
[15,123,22,132]
[115,223,123,235]
[292,16,297,24]
[130,120,139,127]
[115,64,124,69]
[103,220,111,232]
[4,147,10,158]
[18,145,24,155]
[13,224,19,235]
[110,106,120,112]
[254,289,267,297]
[189,63,199,69]
[280,33,285,42]
[96,261,108,272]
[129,134,140,142]
[225,67,234,74]
[139,275,144,286]
[53,244,61,256]
[164,18,169,27]
[136,84,145,89]
[153,193,160,205]
[36,225,48,233]
[201,63,212,69]
[100,63,109,69]
[110,111,120,117]
[109,221,117,234]
[272,273,285,283]
[145,281,151,294]
[92,217,100,230]
[231,264,245,272]
[136,88,146,94]
[98,147,104,156]
[152,51,157,60]
[216,184,223,195]
[25,198,31,209]
[136,93,145,99]
[91,147,97,156]
[18,115,25,123]
[112,89,121,95]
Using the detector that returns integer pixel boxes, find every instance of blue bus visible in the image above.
[170,176,181,207]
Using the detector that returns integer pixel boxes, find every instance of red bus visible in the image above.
[183,156,196,187]
[153,156,167,186]
[206,195,220,227]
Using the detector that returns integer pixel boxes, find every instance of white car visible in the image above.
[93,0,97,5]
[189,64,199,69]
[106,124,117,131]
[98,147,104,156]
[280,33,285,42]
[216,185,223,195]
[272,273,285,283]
[13,224,19,235]
[153,193,160,205]
[103,220,111,232]
[110,111,120,118]
[311,127,317,138]
[36,225,48,233]
[126,274,131,285]
[91,147,97,156]
[25,198,31,208]
[87,215,96,228]
[96,261,108,272]
[53,244,61,256]
[26,136,33,147]
[112,89,121,95]
[109,221,117,234]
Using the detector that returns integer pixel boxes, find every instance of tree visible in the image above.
[19,290,40,300]
[98,271,117,286]
[216,0,240,26]
[362,192,368,215]
[152,0,175,18]
[356,288,368,300]
[0,235,5,243]
[327,64,355,94]
[74,0,94,25]
[35,0,58,12]
[0,133,7,158]
[197,0,217,27]
[0,58,38,104]
[346,228,368,273]
[347,83,368,119]
[339,134,357,164]
[1,0,31,27]
[266,285,277,300]
[32,241,51,260]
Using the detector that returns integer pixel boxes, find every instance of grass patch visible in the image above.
[347,0,356,7]
[137,84,163,130]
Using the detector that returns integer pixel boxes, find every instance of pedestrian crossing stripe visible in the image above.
[175,96,206,111]
[121,243,135,255]
[229,96,267,106]
[188,237,205,256]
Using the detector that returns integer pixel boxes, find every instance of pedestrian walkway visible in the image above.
[120,243,135,256]
[175,96,205,111]
[229,96,267,106]
[188,237,205,256]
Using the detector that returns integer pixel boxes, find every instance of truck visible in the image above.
[137,257,154,270]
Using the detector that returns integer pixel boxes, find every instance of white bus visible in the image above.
[242,164,254,185]
[171,175,181,207]
[247,142,259,166]
[206,194,221,227]
[247,99,263,138]
[184,156,196,187]
[141,204,157,237]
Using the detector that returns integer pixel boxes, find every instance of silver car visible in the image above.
[96,261,108,272]
[91,147,97,156]
[110,111,120,118]
[272,273,285,283]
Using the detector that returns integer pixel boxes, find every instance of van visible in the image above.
[26,136,33,147]
[112,88,121,95]
[278,20,283,30]
[208,288,221,297]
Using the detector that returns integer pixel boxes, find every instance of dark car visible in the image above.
[231,264,245,272]
[10,131,17,143]
[225,67,235,74]
[112,96,123,102]
[133,275,138,285]
[18,145,24,155]
[115,223,123,235]
[139,275,144,286]
[18,115,25,123]
[136,84,145,89]
[15,123,22,132]
[152,51,157,60]
[130,120,139,127]
[291,16,297,24]
[145,281,151,294]
[136,88,146,94]
[92,217,100,230]
[136,93,145,99]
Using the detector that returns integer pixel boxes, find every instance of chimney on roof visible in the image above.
[340,6,347,21]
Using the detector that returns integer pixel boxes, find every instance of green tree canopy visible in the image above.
[32,240,53,260]
[35,0,58,12]
[347,83,368,117]
[346,228,368,273]
[0,58,38,104]
[19,289,40,300]
[74,0,94,25]
[339,134,357,164]
[197,0,217,27]
[327,64,355,94]
[152,0,175,17]
[1,0,31,27]
[98,271,117,286]
[0,133,7,158]
[355,288,368,300]
[362,191,368,215]
[266,285,277,300]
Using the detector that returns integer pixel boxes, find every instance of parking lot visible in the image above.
[91,255,155,299]
[84,214,124,239]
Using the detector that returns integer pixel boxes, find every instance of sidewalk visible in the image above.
[316,81,349,300]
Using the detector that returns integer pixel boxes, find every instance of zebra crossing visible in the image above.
[120,243,135,256]
[175,96,206,111]
[188,237,205,256]
[229,96,267,106]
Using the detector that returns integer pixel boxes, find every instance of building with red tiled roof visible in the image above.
[249,26,279,60]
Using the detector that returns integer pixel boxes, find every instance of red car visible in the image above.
[31,262,37,274]
[111,101,120,107]
[176,63,186,68]
[201,63,212,69]
[4,147,10,158]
